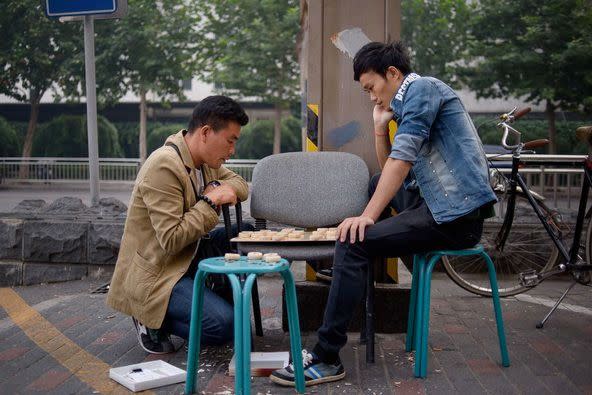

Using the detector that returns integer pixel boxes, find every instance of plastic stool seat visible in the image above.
[197,256,289,274]
[185,257,305,394]
[405,245,510,378]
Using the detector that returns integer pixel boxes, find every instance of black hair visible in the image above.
[353,41,412,81]
[187,95,249,133]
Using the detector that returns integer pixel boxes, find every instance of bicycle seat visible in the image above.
[576,126,592,146]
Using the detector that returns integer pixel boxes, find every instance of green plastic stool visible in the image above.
[185,256,306,395]
[405,245,510,378]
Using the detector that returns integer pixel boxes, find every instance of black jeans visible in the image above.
[313,174,483,362]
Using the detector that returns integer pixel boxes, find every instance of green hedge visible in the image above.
[0,116,21,156]
[6,115,591,158]
[235,116,302,159]
[148,124,186,154]
[32,115,123,157]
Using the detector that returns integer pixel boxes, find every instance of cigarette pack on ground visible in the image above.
[109,360,186,392]
[228,351,289,377]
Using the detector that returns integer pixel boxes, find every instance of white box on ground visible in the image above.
[229,351,289,377]
[109,360,186,392]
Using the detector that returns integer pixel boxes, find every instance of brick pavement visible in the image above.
[0,271,591,394]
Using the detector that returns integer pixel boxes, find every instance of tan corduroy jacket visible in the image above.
[106,131,248,329]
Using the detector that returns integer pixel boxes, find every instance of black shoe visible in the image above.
[316,268,333,283]
[270,350,345,387]
[132,317,175,354]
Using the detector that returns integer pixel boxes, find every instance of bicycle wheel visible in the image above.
[443,190,560,297]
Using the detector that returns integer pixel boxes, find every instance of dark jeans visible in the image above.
[161,223,254,345]
[313,173,483,362]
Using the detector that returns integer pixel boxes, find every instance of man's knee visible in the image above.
[205,309,234,345]
[334,240,370,269]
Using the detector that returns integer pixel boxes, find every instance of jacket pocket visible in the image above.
[124,251,158,304]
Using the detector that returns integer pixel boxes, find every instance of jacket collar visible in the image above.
[165,130,197,172]
[390,73,421,121]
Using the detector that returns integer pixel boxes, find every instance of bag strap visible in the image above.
[165,142,200,201]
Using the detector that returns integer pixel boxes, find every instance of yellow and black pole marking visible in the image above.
[306,103,319,280]
[306,104,319,152]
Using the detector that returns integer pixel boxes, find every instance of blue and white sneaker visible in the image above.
[270,349,345,387]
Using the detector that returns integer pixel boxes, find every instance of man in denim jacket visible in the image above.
[271,41,496,387]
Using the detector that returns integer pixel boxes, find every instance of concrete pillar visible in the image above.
[300,0,401,174]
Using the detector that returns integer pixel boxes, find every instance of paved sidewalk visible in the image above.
[1,270,591,394]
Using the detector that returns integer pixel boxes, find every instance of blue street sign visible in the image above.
[46,0,117,17]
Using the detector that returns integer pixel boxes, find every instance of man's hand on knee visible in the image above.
[337,216,375,244]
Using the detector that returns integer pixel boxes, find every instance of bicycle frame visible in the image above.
[495,152,592,273]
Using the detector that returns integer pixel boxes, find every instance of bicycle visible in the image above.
[442,107,592,327]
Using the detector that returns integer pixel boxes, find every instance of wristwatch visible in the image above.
[207,180,221,188]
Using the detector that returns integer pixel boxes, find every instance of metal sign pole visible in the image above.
[84,15,100,206]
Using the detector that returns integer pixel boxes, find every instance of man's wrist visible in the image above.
[198,194,218,211]
[374,123,389,136]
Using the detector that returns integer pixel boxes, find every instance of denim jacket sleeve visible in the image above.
[389,78,443,164]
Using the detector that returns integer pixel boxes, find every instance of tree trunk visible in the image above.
[545,100,557,155]
[19,93,41,179]
[139,89,147,163]
[273,104,282,154]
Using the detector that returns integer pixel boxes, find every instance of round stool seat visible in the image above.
[198,256,289,274]
[428,245,483,256]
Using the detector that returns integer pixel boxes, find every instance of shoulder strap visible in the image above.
[165,142,199,201]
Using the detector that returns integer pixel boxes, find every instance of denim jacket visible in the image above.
[389,73,496,224]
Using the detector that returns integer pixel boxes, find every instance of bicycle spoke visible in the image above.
[444,192,559,296]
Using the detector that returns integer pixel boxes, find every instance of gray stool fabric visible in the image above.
[250,152,369,228]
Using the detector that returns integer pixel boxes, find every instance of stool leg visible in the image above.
[481,252,510,367]
[227,274,245,395]
[280,270,305,393]
[242,274,258,394]
[251,279,264,337]
[413,255,426,378]
[419,255,440,378]
[186,270,208,395]
[406,255,421,352]
[365,257,375,363]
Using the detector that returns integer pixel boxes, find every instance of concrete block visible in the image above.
[88,223,124,264]
[23,263,87,285]
[0,219,23,260]
[282,281,411,333]
[23,221,88,263]
[0,262,23,286]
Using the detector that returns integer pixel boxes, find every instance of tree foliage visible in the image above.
[58,0,201,161]
[0,1,82,159]
[401,0,473,86]
[196,0,301,153]
[458,0,592,152]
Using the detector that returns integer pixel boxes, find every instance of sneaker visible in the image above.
[315,268,333,283]
[270,349,345,387]
[132,317,175,354]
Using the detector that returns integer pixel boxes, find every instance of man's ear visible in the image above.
[387,66,399,80]
[199,125,211,142]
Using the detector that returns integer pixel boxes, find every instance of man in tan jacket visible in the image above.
[107,96,251,353]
